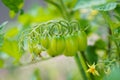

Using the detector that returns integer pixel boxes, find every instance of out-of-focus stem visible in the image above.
[80,51,93,80]
[74,52,88,80]
[108,27,111,57]
[45,0,65,19]
[59,0,70,21]
[101,12,112,56]
[74,51,92,80]
[101,12,120,58]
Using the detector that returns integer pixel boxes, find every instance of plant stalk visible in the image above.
[45,0,65,19]
[101,12,120,58]
[74,52,88,80]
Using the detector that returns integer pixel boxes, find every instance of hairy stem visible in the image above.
[74,52,88,80]
[101,12,120,58]
[101,12,112,56]
[45,0,65,18]
[59,0,70,20]
[74,51,92,80]
[108,27,112,57]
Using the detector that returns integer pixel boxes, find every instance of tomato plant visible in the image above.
[0,0,120,80]
[64,34,78,56]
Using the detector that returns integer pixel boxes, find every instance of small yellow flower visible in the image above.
[87,63,99,76]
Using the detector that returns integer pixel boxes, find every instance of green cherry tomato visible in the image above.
[47,48,56,57]
[41,36,50,49]
[47,36,65,57]
[71,33,79,50]
[77,31,87,51]
[64,35,78,56]
[51,36,65,54]
[33,45,42,55]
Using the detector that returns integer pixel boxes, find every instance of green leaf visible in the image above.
[1,39,20,60]
[74,0,106,10]
[93,2,117,11]
[79,19,91,34]
[2,0,23,13]
[9,10,16,18]
[94,39,106,50]
[0,21,8,47]
[0,59,4,68]
[114,15,120,21]
[115,5,120,15]
[0,21,8,31]
[31,69,41,80]
[85,46,98,64]
[0,34,4,47]
[4,27,19,39]
[104,66,120,80]
[18,14,32,25]
[111,22,120,29]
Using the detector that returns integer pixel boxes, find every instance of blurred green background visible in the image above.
[0,0,120,80]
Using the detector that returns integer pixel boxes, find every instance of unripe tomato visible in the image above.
[64,35,78,56]
[33,45,42,55]
[47,48,56,57]
[77,31,87,51]
[52,36,65,54]
[47,36,65,56]
[71,33,79,50]
[41,36,50,49]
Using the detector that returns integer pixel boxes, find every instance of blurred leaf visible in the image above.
[114,26,120,34]
[0,21,8,31]
[18,14,32,25]
[20,9,24,15]
[74,0,106,10]
[0,34,4,47]
[9,10,16,18]
[18,7,60,25]
[93,2,117,11]
[104,66,120,80]
[111,22,120,29]
[79,19,91,34]
[94,39,106,50]
[0,21,8,47]
[115,5,120,16]
[31,69,41,80]
[30,7,60,22]
[114,15,120,21]
[85,46,98,64]
[0,59,4,68]
[63,0,77,9]
[4,27,19,39]
[113,27,120,41]
[1,39,20,60]
[2,0,24,13]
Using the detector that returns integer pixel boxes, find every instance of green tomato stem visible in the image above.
[74,51,91,80]
[101,11,120,58]
[59,0,70,21]
[101,12,113,57]
[80,51,93,80]
[45,0,66,20]
[101,12,113,32]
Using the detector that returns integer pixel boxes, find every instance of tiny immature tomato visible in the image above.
[71,33,79,50]
[47,36,65,56]
[64,35,78,56]
[77,31,87,51]
[41,36,50,49]
[51,36,65,55]
[47,48,56,57]
[33,44,42,55]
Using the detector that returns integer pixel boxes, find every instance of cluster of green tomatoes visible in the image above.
[21,20,87,57]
